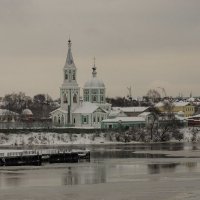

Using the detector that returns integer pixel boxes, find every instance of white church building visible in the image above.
[51,39,111,128]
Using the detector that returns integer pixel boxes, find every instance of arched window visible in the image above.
[69,70,71,82]
[58,117,61,124]
[63,93,68,103]
[93,95,97,102]
[65,72,68,80]
[72,71,76,80]
[73,94,77,103]
[54,116,57,123]
[61,115,64,125]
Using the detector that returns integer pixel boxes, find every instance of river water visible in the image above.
[0,142,200,200]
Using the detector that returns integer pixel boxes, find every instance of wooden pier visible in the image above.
[0,149,90,166]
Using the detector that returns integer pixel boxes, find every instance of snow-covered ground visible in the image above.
[0,132,115,146]
[0,128,199,146]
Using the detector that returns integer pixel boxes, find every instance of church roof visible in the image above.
[64,39,76,68]
[84,58,105,89]
[73,102,105,114]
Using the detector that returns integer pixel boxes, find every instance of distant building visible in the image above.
[112,107,149,117]
[187,114,200,126]
[0,109,19,122]
[155,101,195,117]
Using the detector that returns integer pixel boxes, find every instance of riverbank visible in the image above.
[0,127,199,146]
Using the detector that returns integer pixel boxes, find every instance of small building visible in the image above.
[0,109,19,122]
[101,117,146,130]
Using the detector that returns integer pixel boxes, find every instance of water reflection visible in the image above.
[62,165,107,185]
[0,143,200,188]
[0,172,24,188]
[148,163,180,174]
[91,143,185,159]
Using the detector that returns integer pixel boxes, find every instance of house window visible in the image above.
[93,117,96,123]
[97,117,100,123]
[82,116,88,124]
[74,118,76,124]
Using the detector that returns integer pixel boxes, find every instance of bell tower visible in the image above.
[60,39,80,124]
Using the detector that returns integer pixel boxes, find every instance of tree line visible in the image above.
[0,92,60,119]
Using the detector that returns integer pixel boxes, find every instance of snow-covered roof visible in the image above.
[177,111,184,115]
[109,110,124,117]
[73,102,105,114]
[102,117,145,123]
[0,101,6,107]
[0,109,19,116]
[187,114,200,119]
[188,97,195,102]
[109,110,127,117]
[174,102,190,107]
[138,112,151,118]
[155,101,190,107]
[50,108,68,114]
[112,107,149,113]
[175,115,187,121]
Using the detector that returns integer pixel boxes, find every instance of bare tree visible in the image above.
[146,89,161,103]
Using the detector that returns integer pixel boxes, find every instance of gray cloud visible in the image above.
[0,0,199,98]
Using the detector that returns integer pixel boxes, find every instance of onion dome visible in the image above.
[84,57,105,89]
[22,108,33,116]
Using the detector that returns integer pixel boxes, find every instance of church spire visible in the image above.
[65,38,75,67]
[92,57,97,77]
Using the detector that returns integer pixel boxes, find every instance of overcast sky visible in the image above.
[0,0,200,99]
